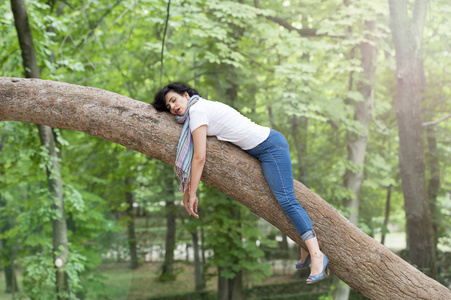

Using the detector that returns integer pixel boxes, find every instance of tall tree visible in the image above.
[425,126,440,250]
[10,0,70,297]
[0,126,19,294]
[125,176,139,270]
[388,0,437,278]
[158,163,177,281]
[191,227,205,291]
[335,17,378,300]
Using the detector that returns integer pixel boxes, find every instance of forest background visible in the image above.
[0,0,450,299]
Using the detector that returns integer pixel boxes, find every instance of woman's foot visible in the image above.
[306,253,329,284]
[295,249,311,269]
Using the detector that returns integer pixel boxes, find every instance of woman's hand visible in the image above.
[183,125,206,219]
[183,190,199,218]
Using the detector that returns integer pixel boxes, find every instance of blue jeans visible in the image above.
[246,130,316,242]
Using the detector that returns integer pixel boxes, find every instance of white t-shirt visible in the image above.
[189,98,270,150]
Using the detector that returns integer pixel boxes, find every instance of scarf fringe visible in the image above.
[176,167,189,193]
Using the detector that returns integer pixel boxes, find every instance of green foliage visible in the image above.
[1,0,451,297]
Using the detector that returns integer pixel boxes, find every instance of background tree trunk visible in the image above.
[388,0,438,278]
[381,185,393,245]
[217,266,229,300]
[221,81,245,300]
[159,164,177,280]
[426,127,440,250]
[291,115,309,186]
[37,125,69,298]
[125,177,139,270]
[342,20,375,226]
[0,78,450,300]
[191,228,205,290]
[334,18,377,300]
[10,0,69,297]
[0,128,19,294]
[229,209,244,300]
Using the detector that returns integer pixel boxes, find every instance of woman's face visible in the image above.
[165,91,190,116]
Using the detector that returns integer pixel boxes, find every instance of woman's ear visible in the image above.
[184,92,190,100]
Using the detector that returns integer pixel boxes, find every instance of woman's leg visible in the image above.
[250,131,314,239]
[304,237,325,282]
[247,130,326,280]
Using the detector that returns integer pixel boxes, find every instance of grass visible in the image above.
[0,261,299,300]
[95,261,219,299]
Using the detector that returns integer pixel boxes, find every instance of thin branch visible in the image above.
[369,75,388,132]
[423,114,451,127]
[265,15,320,37]
[77,0,124,48]
[100,0,134,36]
[253,0,341,38]
[59,1,92,62]
[160,0,171,87]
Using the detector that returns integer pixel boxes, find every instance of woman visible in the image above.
[153,82,329,284]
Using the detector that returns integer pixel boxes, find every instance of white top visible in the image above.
[189,98,270,150]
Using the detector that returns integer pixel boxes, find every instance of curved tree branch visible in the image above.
[0,78,449,300]
[264,15,321,37]
[423,113,451,128]
[253,0,341,38]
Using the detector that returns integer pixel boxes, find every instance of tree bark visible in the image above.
[388,0,437,278]
[10,0,69,297]
[125,177,139,270]
[0,78,450,299]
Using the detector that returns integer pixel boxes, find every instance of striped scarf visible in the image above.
[175,95,200,193]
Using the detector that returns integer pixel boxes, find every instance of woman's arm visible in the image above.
[184,125,207,218]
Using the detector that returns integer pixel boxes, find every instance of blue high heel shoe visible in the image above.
[306,254,329,284]
[295,253,311,269]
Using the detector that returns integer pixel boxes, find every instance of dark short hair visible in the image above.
[153,82,201,112]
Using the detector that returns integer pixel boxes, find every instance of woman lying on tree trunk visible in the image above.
[153,82,329,284]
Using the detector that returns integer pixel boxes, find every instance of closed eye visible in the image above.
[166,97,175,110]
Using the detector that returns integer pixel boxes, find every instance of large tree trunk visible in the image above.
[0,78,450,299]
[10,0,69,297]
[388,0,437,278]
